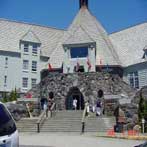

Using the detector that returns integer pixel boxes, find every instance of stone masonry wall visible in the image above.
[31,72,136,110]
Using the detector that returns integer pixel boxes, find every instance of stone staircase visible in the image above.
[85,114,115,132]
[40,110,83,132]
[16,118,38,132]
[16,110,115,133]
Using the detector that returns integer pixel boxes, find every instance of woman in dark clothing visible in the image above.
[114,105,119,124]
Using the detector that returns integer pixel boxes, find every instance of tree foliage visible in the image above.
[1,89,18,103]
[138,89,147,121]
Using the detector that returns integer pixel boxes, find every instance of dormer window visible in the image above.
[70,46,88,58]
[24,43,29,53]
[143,45,147,59]
[32,44,38,55]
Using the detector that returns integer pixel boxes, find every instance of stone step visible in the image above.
[16,111,115,133]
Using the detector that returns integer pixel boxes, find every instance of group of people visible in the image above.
[87,100,103,117]
[40,95,54,111]
[73,98,103,117]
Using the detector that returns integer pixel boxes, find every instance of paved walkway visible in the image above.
[19,133,144,147]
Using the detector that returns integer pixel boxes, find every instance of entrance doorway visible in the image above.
[65,87,84,110]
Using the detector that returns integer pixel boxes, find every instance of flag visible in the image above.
[87,58,91,70]
[99,59,102,71]
[76,61,80,72]
[25,92,32,98]
[48,63,52,71]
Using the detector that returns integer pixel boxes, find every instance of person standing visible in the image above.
[73,98,77,110]
[114,105,119,124]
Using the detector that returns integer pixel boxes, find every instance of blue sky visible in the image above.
[0,0,147,33]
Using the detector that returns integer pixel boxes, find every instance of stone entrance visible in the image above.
[66,87,84,110]
[31,72,135,110]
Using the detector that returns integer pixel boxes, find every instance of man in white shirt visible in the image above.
[73,98,77,110]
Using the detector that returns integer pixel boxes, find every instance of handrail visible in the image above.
[36,110,46,133]
[81,103,88,133]
[36,102,56,133]
[26,103,33,118]
[50,102,56,118]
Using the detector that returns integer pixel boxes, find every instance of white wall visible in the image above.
[0,51,21,92]
[123,62,147,89]
[63,43,96,73]
[0,42,48,93]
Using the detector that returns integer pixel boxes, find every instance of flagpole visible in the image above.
[106,63,109,72]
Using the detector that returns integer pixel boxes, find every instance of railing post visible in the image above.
[81,122,85,133]
[37,123,40,133]
[46,109,48,118]
[50,110,52,118]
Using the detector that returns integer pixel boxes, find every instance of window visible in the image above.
[128,72,139,89]
[23,60,29,70]
[22,78,28,88]
[70,47,88,58]
[32,61,37,71]
[32,44,38,54]
[134,72,139,89]
[31,79,37,88]
[24,43,29,52]
[5,57,8,66]
[4,75,7,86]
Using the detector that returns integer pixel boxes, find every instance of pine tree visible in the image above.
[3,92,8,103]
[9,90,14,101]
[138,89,145,122]
[14,88,17,101]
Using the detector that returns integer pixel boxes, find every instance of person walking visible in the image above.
[86,101,90,116]
[96,100,102,116]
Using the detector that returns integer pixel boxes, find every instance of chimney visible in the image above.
[79,0,88,9]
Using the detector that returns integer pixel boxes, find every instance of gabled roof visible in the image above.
[21,30,41,43]
[63,25,94,45]
[50,7,121,68]
[0,19,65,56]
[109,22,147,67]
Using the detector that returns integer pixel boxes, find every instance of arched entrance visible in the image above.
[98,89,104,98]
[65,87,84,110]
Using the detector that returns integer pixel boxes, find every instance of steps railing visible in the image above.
[50,102,56,118]
[36,110,46,133]
[81,103,87,133]
[36,102,56,133]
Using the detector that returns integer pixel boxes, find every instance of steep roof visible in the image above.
[63,25,94,45]
[50,7,121,68]
[109,22,147,67]
[21,30,41,43]
[0,19,65,56]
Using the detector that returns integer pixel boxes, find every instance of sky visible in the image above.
[0,0,147,33]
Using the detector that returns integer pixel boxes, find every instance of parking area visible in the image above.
[19,133,144,147]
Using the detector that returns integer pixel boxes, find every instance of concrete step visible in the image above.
[17,111,115,133]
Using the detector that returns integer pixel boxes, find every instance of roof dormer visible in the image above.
[20,30,41,44]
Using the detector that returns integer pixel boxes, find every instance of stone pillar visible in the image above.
[88,45,96,72]
[63,46,71,73]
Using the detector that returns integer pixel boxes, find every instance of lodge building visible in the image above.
[0,0,147,95]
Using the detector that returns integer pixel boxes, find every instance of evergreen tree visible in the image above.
[143,100,147,120]
[9,90,14,102]
[138,89,145,122]
[14,88,17,101]
[3,92,8,103]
